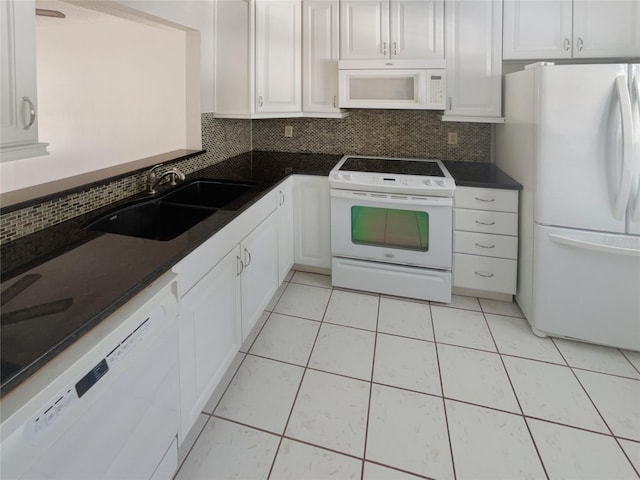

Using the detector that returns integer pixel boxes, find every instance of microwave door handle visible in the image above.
[612,75,634,220]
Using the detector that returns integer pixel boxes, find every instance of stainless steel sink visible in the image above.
[85,179,258,241]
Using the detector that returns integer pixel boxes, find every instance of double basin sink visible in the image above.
[86,179,259,241]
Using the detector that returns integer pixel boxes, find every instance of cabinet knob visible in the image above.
[258,95,264,108]
[577,37,584,52]
[564,38,570,51]
[22,97,36,130]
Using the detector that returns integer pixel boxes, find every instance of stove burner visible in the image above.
[339,157,445,177]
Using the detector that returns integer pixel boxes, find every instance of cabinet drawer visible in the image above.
[454,187,518,212]
[453,231,517,259]
[454,208,518,236]
[453,253,517,294]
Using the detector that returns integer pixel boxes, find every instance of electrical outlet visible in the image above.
[447,132,458,145]
[284,126,293,138]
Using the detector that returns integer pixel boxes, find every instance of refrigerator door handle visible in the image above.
[549,234,640,257]
[612,75,634,220]
[629,74,640,223]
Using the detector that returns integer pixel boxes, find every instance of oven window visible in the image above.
[351,206,429,251]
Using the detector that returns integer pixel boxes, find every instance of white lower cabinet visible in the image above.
[239,212,280,340]
[177,247,241,444]
[293,175,332,271]
[452,186,519,298]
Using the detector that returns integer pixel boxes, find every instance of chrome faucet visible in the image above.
[147,164,186,195]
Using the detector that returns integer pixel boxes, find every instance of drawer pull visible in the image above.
[474,271,494,278]
[475,242,495,249]
[474,196,495,203]
[475,220,496,226]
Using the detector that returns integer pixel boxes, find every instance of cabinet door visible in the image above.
[340,0,390,59]
[389,0,443,59]
[255,0,302,113]
[178,246,242,443]
[573,0,640,58]
[1,0,43,152]
[293,175,332,269]
[303,0,341,112]
[444,0,502,118]
[240,212,279,340]
[502,0,572,60]
[277,177,295,282]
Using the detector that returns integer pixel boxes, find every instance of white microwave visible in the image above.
[338,65,446,110]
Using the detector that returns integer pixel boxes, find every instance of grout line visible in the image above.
[481,308,551,480]
[265,284,335,480]
[550,337,618,437]
[429,301,457,480]
[361,293,381,480]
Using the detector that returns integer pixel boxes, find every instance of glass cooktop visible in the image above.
[339,156,445,177]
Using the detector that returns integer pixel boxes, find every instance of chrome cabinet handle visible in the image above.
[244,248,252,267]
[237,256,244,276]
[22,97,36,130]
[577,37,584,52]
[474,196,495,203]
[392,41,397,56]
[474,271,494,278]
[382,42,387,56]
[258,95,264,108]
[475,242,495,249]
[279,190,285,206]
[564,38,570,51]
[475,220,496,226]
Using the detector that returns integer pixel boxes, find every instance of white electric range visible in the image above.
[329,155,456,302]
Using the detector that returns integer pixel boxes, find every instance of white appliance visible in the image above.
[330,155,455,302]
[338,60,446,110]
[0,274,180,479]
[496,62,640,351]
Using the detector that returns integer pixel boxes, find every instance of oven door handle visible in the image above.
[330,189,453,207]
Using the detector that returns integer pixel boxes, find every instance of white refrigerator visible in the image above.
[496,62,640,351]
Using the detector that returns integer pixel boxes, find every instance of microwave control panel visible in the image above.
[426,70,445,110]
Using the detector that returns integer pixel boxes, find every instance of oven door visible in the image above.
[330,189,453,269]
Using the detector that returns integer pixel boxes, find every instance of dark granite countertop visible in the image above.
[0,152,518,397]
[0,151,341,397]
[443,160,522,190]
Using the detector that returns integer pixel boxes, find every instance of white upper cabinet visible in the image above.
[339,0,444,60]
[503,0,640,60]
[302,0,346,115]
[444,0,502,121]
[214,0,302,118]
[255,0,302,113]
[1,0,48,161]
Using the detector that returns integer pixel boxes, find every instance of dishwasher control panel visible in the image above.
[26,315,153,444]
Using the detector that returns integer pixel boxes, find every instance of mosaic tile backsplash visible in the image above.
[253,109,491,162]
[1,110,490,243]
[0,114,251,244]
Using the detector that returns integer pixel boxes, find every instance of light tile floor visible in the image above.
[175,270,640,480]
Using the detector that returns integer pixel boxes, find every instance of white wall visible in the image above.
[118,0,215,112]
[0,0,201,193]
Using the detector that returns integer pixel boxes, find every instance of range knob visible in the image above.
[424,179,432,186]
[436,179,444,186]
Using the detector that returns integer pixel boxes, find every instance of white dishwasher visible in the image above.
[0,273,180,480]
